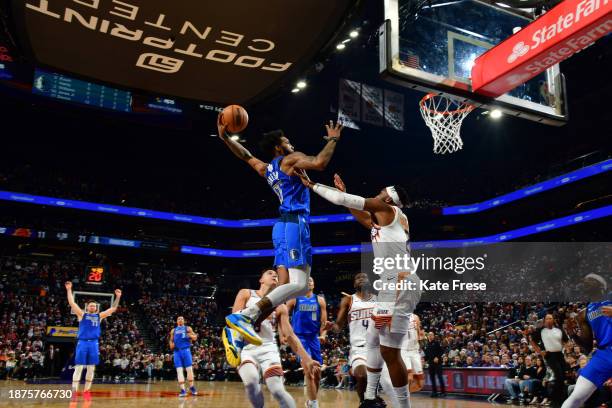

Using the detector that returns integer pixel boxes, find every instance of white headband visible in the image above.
[584,273,607,291]
[386,186,403,207]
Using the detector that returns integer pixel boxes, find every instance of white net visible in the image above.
[419,93,475,154]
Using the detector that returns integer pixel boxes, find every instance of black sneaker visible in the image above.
[374,396,387,407]
[507,398,518,404]
[359,399,385,408]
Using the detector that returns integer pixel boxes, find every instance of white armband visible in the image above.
[313,183,366,210]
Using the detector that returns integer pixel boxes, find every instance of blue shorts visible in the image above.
[75,340,99,365]
[272,215,312,268]
[296,334,323,364]
[580,347,612,388]
[174,348,193,368]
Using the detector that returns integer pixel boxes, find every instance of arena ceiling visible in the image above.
[4,0,357,104]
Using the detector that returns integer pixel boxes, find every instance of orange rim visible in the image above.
[419,93,475,116]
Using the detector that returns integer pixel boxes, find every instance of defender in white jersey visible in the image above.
[300,173,421,408]
[326,273,376,402]
[224,269,321,408]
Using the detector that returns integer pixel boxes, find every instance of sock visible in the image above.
[176,368,186,391]
[394,384,411,408]
[307,400,319,408]
[72,365,84,392]
[84,365,95,391]
[364,371,381,400]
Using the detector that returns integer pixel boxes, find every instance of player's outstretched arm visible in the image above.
[217,115,267,177]
[284,121,343,172]
[65,281,84,319]
[277,304,321,379]
[169,329,175,350]
[100,289,122,319]
[333,173,374,229]
[300,176,395,225]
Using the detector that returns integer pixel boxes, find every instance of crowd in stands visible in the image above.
[0,253,609,406]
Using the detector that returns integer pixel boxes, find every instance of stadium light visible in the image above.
[296,80,307,89]
[349,30,359,38]
[336,43,346,50]
[230,135,240,141]
[291,88,300,93]
[490,109,503,119]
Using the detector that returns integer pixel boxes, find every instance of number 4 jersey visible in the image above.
[348,293,376,349]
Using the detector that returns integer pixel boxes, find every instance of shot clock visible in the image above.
[84,266,106,285]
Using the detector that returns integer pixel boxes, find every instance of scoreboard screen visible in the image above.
[84,266,106,285]
[32,68,132,112]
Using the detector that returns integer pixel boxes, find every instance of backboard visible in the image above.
[380,0,568,125]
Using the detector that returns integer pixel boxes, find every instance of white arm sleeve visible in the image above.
[312,184,366,210]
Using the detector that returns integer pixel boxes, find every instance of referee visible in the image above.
[530,314,568,408]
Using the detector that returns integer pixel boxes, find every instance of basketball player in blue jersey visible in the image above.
[169,316,198,397]
[65,281,121,397]
[216,116,343,347]
[562,273,611,408]
[286,277,327,408]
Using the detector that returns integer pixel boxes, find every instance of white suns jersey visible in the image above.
[371,206,410,259]
[405,314,420,351]
[243,290,277,350]
[348,293,376,349]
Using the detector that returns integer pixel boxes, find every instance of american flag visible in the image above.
[402,53,420,69]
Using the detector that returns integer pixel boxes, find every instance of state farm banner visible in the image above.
[13,0,355,103]
[338,78,361,129]
[384,89,404,131]
[472,0,612,97]
[423,368,510,395]
[361,84,384,126]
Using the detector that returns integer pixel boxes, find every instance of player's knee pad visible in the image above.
[85,365,95,381]
[72,365,84,382]
[185,366,194,381]
[176,368,185,383]
[265,376,295,408]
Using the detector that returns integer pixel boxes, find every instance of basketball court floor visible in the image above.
[0,381,490,407]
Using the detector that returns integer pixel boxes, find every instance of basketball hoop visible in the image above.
[419,93,475,154]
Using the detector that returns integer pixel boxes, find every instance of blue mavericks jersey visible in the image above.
[77,313,101,340]
[587,299,612,349]
[265,156,310,216]
[292,295,321,335]
[174,326,192,350]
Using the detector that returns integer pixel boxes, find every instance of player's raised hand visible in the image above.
[297,170,315,189]
[65,281,72,291]
[114,289,122,297]
[333,173,346,192]
[324,120,343,140]
[216,112,228,139]
[323,321,335,332]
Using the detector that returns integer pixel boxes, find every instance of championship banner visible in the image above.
[422,368,510,395]
[338,78,361,130]
[361,84,384,126]
[472,0,612,97]
[384,89,404,131]
[47,326,79,337]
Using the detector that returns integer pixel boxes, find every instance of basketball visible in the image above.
[220,105,249,133]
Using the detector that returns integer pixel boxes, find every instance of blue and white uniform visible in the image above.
[173,326,193,369]
[580,299,612,387]
[266,156,312,268]
[292,294,322,364]
[75,313,101,365]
